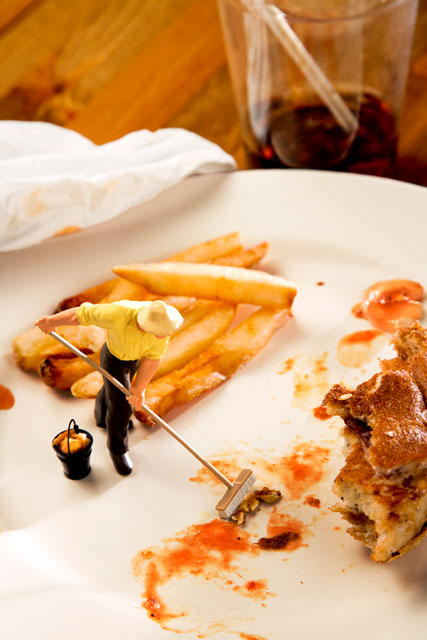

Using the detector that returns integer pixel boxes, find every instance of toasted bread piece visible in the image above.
[324,322,427,562]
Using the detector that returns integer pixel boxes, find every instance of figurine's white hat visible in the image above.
[137,300,183,336]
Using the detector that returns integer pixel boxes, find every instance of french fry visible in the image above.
[13,245,264,374]
[70,303,237,397]
[136,307,290,421]
[113,262,296,309]
[167,231,241,263]
[100,278,151,304]
[13,329,59,371]
[100,243,268,315]
[71,370,103,399]
[55,278,118,311]
[38,351,100,390]
[156,244,270,321]
[13,325,105,371]
[15,233,293,420]
[56,232,242,310]
[154,303,236,379]
[164,299,216,329]
[211,242,268,268]
[99,239,261,305]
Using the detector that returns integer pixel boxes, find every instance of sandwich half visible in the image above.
[323,322,427,562]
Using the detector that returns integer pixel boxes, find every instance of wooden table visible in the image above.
[0,0,426,185]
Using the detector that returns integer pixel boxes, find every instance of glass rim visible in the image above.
[227,0,416,24]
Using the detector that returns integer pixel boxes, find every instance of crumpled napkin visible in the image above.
[0,122,237,252]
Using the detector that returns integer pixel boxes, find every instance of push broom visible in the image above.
[50,331,256,519]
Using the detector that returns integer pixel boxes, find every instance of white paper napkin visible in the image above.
[0,122,237,252]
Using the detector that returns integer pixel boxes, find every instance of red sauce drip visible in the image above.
[0,385,14,410]
[336,329,386,368]
[292,352,330,408]
[341,329,383,344]
[316,281,325,286]
[233,579,271,601]
[133,519,261,626]
[190,458,238,485]
[352,279,424,332]
[274,443,330,500]
[313,405,330,420]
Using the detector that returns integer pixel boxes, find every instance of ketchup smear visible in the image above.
[0,385,14,410]
[352,279,424,332]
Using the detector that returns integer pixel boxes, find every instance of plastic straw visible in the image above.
[243,1,359,135]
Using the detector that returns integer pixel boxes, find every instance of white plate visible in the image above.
[1,170,426,640]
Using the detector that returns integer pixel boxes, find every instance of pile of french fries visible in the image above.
[13,232,296,424]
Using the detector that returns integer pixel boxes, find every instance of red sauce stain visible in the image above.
[239,634,269,640]
[292,353,330,409]
[190,459,239,485]
[316,281,325,286]
[352,279,424,332]
[132,519,261,627]
[313,354,328,375]
[191,444,329,507]
[336,329,386,368]
[277,357,295,375]
[233,579,271,600]
[313,405,330,420]
[304,495,321,508]
[263,509,307,552]
[264,443,330,500]
[0,385,14,410]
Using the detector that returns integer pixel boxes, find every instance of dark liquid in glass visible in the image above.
[246,93,397,177]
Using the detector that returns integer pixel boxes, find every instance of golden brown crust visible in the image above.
[347,370,427,471]
[324,323,427,472]
[326,322,427,561]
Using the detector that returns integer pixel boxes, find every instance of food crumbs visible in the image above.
[257,531,300,550]
[262,510,307,552]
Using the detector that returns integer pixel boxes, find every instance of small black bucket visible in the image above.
[52,419,93,480]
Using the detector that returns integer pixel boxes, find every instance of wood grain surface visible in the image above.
[0,0,426,185]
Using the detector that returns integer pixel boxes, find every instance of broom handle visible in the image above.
[50,331,233,489]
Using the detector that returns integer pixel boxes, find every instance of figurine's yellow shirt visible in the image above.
[77,301,169,361]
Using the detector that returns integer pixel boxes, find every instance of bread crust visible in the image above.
[324,322,427,561]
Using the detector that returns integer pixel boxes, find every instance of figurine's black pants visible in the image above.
[94,344,139,454]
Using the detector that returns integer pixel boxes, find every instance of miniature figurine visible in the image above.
[35,300,183,475]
